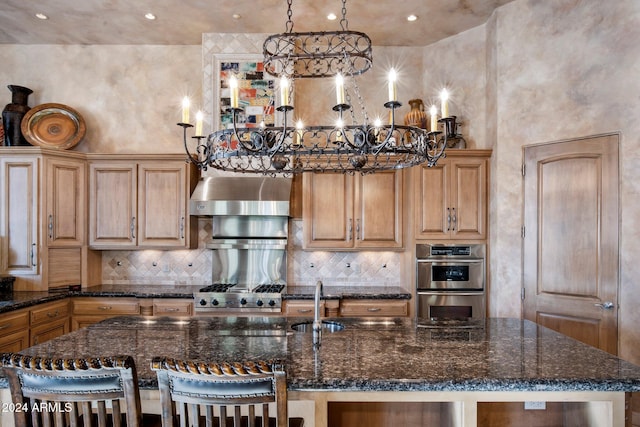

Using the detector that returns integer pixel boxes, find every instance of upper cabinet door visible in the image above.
[45,157,86,247]
[414,150,490,241]
[302,170,404,250]
[137,162,187,247]
[302,172,354,249]
[450,157,487,240]
[88,162,137,248]
[0,157,39,274]
[355,170,403,249]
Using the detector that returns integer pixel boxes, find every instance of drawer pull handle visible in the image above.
[46,310,60,318]
[367,307,381,312]
[297,309,312,313]
[0,324,10,330]
[164,308,180,312]
[98,306,112,310]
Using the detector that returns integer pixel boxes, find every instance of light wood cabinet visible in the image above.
[282,300,325,317]
[303,170,403,250]
[71,297,141,330]
[0,149,86,290]
[30,299,70,346]
[0,309,30,352]
[45,157,86,247]
[414,150,490,240]
[152,299,193,316]
[88,156,197,249]
[338,299,409,317]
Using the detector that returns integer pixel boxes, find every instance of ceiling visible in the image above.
[0,0,515,46]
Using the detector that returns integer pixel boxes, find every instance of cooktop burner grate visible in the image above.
[252,284,285,293]
[199,283,236,292]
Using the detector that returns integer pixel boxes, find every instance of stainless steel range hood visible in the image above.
[189,176,292,217]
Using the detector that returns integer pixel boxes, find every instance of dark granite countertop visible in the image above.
[0,284,410,314]
[284,285,411,300]
[5,316,640,393]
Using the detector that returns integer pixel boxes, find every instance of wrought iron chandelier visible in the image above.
[178,0,451,175]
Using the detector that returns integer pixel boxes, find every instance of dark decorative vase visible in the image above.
[2,85,33,146]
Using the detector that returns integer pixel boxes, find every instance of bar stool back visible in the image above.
[151,357,304,427]
[1,353,143,427]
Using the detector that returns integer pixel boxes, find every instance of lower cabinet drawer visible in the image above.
[283,300,325,317]
[31,300,70,326]
[72,298,141,315]
[153,299,192,316]
[339,300,408,317]
[0,310,29,337]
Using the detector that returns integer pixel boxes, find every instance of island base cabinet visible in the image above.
[329,402,459,427]
[290,391,628,427]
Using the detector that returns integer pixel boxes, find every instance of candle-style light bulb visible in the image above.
[336,118,344,142]
[440,89,449,118]
[374,118,383,142]
[429,105,438,132]
[335,74,345,105]
[181,97,190,123]
[195,111,203,136]
[280,77,290,107]
[388,69,397,102]
[295,119,304,145]
[229,76,239,109]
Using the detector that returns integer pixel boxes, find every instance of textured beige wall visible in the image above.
[0,44,201,153]
[421,0,640,364]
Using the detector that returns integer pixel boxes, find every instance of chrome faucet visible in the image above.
[313,280,323,346]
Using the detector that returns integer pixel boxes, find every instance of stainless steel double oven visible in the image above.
[416,244,486,323]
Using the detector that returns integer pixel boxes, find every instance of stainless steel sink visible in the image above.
[291,320,345,333]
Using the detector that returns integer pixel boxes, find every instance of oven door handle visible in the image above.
[417,291,484,296]
[416,259,484,264]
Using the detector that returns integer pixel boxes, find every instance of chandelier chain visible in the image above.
[285,0,294,33]
[340,0,349,31]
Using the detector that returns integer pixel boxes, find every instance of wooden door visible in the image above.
[88,162,137,247]
[0,157,39,274]
[302,172,354,249]
[523,134,619,354]
[45,157,85,247]
[450,157,487,240]
[355,170,403,248]
[137,162,187,247]
[414,161,449,239]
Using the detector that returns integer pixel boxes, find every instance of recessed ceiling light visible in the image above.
[327,13,337,20]
[232,13,241,20]
[407,14,418,22]
[144,13,156,20]
[35,13,48,20]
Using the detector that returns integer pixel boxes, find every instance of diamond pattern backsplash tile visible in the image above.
[102,219,402,287]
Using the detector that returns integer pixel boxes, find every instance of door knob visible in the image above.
[594,301,615,310]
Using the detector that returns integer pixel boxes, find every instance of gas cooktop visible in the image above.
[194,283,286,312]
[198,283,285,293]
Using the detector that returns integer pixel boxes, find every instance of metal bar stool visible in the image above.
[1,353,144,427]
[151,357,304,427]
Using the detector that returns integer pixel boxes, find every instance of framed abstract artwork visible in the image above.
[212,53,280,131]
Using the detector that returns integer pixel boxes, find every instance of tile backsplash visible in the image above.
[102,219,402,287]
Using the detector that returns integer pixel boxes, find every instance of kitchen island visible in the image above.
[2,316,639,427]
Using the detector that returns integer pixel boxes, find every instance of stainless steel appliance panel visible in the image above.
[417,291,486,320]
[211,216,288,239]
[417,259,484,291]
[210,241,286,286]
